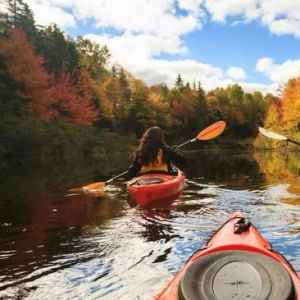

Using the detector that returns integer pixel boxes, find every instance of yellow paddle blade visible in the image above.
[197,120,226,140]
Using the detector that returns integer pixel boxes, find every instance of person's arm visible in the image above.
[167,146,187,164]
[126,155,141,180]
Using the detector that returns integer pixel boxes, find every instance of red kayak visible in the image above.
[126,169,185,206]
[155,211,300,300]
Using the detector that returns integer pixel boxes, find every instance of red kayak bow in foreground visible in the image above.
[155,211,300,300]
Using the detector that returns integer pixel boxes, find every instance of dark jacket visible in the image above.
[126,146,187,180]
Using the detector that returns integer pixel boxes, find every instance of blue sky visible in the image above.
[25,0,300,95]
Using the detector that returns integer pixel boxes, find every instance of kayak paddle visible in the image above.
[68,171,128,193]
[70,120,227,193]
[259,127,300,146]
[177,120,226,147]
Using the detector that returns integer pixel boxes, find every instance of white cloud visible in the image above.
[26,0,76,27]
[256,57,300,83]
[29,0,204,36]
[267,19,300,37]
[256,58,274,74]
[205,0,300,37]
[85,32,188,63]
[238,82,279,95]
[259,0,300,38]
[205,0,260,23]
[177,0,204,13]
[130,58,224,86]
[226,67,246,80]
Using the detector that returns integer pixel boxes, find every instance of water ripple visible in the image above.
[1,178,300,299]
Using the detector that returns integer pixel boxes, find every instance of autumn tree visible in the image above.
[254,95,284,149]
[205,93,222,123]
[39,24,79,77]
[193,81,208,130]
[0,28,54,119]
[282,78,300,132]
[106,67,132,132]
[148,84,171,130]
[104,76,122,112]
[92,76,117,129]
[226,84,244,105]
[124,78,154,136]
[4,0,40,44]
[75,37,111,82]
[53,68,98,125]
[243,91,270,136]
[179,85,198,133]
[167,89,184,130]
[118,67,132,103]
[264,96,283,129]
[175,74,184,92]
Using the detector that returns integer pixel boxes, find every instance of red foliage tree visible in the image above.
[0,29,98,125]
[0,28,55,120]
[53,68,98,125]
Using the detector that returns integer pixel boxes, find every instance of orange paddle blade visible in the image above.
[67,187,86,193]
[83,189,105,196]
[197,120,226,140]
[82,182,105,191]
[67,182,105,193]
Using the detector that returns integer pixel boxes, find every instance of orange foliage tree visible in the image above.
[282,78,300,131]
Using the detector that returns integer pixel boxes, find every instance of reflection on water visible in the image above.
[0,150,300,299]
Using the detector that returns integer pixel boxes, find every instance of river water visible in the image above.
[0,149,300,299]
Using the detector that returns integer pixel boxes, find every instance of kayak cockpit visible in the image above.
[178,249,296,300]
[129,178,164,186]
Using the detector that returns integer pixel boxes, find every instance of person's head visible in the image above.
[142,126,164,143]
[138,126,166,163]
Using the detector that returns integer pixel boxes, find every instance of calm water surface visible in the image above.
[0,150,300,299]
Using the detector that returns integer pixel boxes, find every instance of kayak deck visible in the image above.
[155,211,300,299]
[127,169,185,206]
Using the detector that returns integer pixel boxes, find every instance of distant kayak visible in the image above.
[127,169,185,206]
[155,211,300,300]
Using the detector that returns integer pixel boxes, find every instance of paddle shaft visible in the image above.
[286,138,300,146]
[177,138,196,148]
[106,171,128,184]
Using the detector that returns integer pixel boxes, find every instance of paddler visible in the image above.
[126,126,187,180]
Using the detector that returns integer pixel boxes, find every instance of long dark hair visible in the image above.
[137,126,167,165]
